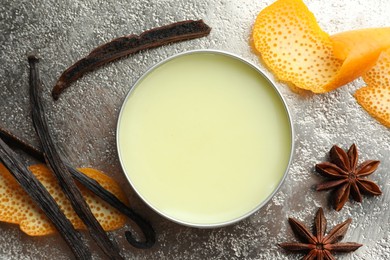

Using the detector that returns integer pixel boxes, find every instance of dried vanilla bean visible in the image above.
[52,19,211,99]
[0,138,92,260]
[0,125,155,248]
[69,167,156,249]
[0,127,44,162]
[29,55,123,259]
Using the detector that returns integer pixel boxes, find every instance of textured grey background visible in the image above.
[0,0,389,259]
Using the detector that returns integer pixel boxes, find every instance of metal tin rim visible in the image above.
[116,49,295,228]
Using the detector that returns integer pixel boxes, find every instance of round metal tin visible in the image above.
[116,49,294,228]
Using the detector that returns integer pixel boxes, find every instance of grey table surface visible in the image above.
[0,0,389,259]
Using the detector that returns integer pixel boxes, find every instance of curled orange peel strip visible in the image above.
[252,0,342,93]
[0,163,127,236]
[362,48,390,88]
[356,48,390,127]
[252,0,390,126]
[329,27,390,89]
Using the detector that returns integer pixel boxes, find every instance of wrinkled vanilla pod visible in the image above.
[0,125,156,248]
[69,167,156,249]
[0,138,92,260]
[28,56,123,259]
[0,127,45,161]
[52,19,211,99]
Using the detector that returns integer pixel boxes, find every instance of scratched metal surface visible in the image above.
[0,0,389,259]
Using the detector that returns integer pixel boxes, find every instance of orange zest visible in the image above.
[356,48,390,127]
[252,0,390,127]
[252,0,342,93]
[0,163,127,236]
[355,85,390,127]
[329,28,390,89]
[362,48,390,88]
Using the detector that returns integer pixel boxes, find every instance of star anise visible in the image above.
[279,208,362,260]
[315,144,382,211]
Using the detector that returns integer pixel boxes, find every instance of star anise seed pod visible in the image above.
[279,208,362,260]
[315,144,382,211]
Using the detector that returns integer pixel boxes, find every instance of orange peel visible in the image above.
[355,48,390,127]
[252,0,390,92]
[252,0,390,127]
[329,27,390,89]
[355,85,390,127]
[0,163,127,236]
[363,48,390,88]
[252,0,342,93]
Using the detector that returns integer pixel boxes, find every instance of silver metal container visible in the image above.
[116,50,294,228]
